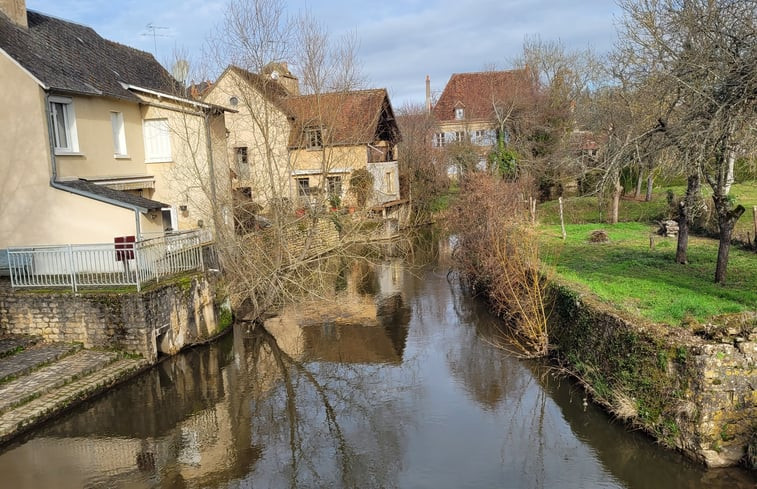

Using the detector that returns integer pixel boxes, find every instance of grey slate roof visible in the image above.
[0,10,181,101]
[57,179,167,212]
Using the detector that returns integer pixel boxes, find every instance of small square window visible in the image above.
[455,107,464,120]
[297,177,311,196]
[306,128,322,149]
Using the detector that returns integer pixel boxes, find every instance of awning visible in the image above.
[56,179,167,213]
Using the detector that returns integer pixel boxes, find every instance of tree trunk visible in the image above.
[610,174,622,224]
[634,170,643,199]
[724,148,735,195]
[645,173,654,202]
[675,173,700,264]
[676,202,690,264]
[713,194,745,284]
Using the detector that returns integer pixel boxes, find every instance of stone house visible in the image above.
[203,63,403,217]
[429,69,535,174]
[0,2,229,253]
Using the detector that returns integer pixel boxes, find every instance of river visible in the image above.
[0,236,753,488]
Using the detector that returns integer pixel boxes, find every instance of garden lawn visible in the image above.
[540,222,757,326]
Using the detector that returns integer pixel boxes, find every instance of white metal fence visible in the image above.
[6,230,213,292]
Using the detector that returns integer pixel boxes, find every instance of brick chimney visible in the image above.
[425,75,431,113]
[0,0,27,28]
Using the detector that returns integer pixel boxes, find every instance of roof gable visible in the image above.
[0,10,180,101]
[282,89,400,147]
[433,70,535,122]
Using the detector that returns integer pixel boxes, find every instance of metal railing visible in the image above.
[7,229,211,292]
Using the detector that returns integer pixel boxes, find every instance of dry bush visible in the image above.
[451,174,550,357]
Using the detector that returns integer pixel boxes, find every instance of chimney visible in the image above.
[425,75,431,113]
[0,0,27,28]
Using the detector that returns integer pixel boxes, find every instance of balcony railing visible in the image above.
[6,229,213,292]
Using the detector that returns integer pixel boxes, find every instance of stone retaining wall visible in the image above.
[549,281,756,469]
[0,275,221,363]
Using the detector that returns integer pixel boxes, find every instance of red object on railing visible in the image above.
[115,236,136,261]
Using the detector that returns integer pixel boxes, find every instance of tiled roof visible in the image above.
[432,70,534,123]
[57,179,167,212]
[0,10,180,101]
[281,89,400,147]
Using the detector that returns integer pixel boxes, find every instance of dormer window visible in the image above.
[455,107,464,120]
[306,128,322,149]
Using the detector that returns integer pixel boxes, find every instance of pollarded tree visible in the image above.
[616,0,757,283]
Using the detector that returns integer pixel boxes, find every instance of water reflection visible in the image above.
[0,233,753,488]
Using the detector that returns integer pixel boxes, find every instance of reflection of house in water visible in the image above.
[0,340,262,489]
[265,258,410,365]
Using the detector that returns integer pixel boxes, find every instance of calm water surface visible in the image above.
[0,238,754,488]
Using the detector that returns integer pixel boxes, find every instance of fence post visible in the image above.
[134,244,142,292]
[67,244,77,293]
[198,234,204,272]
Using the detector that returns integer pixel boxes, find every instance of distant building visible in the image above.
[429,70,535,175]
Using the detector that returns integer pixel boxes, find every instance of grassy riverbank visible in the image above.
[540,223,757,325]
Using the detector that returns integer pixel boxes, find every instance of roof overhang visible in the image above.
[56,178,166,213]
[291,168,353,176]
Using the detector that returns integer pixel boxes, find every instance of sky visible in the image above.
[27,0,623,107]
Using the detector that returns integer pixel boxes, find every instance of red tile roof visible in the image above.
[432,69,535,123]
[282,89,400,147]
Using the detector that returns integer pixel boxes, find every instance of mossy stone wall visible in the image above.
[549,281,756,468]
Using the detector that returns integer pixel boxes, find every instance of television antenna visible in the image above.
[141,23,170,57]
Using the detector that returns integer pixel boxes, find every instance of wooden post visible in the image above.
[559,197,567,240]
[649,235,655,250]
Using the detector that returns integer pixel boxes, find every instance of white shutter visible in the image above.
[143,119,171,162]
[111,112,127,156]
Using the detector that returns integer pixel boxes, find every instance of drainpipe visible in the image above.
[204,110,218,222]
[44,92,143,238]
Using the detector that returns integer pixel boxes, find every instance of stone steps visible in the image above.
[0,349,120,415]
[0,356,148,444]
[0,342,81,383]
[0,335,39,358]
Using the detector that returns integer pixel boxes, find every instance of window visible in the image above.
[384,171,394,193]
[327,176,342,197]
[433,132,445,148]
[306,128,322,149]
[111,112,127,157]
[235,147,249,179]
[455,107,464,120]
[143,118,172,162]
[296,177,311,196]
[454,131,466,142]
[49,96,79,153]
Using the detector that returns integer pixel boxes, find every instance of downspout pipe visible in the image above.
[44,92,144,238]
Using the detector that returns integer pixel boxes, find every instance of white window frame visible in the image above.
[143,118,172,163]
[110,111,128,157]
[455,107,464,120]
[433,132,445,148]
[306,128,323,149]
[49,96,79,154]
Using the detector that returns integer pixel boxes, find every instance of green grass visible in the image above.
[539,181,757,238]
[541,222,757,326]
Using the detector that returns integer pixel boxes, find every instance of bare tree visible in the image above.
[616,0,757,283]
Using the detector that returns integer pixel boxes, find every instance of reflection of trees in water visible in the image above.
[445,273,530,410]
[243,326,409,488]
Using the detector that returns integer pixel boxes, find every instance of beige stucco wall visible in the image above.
[55,97,147,179]
[204,70,292,207]
[0,52,141,247]
[135,94,230,234]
